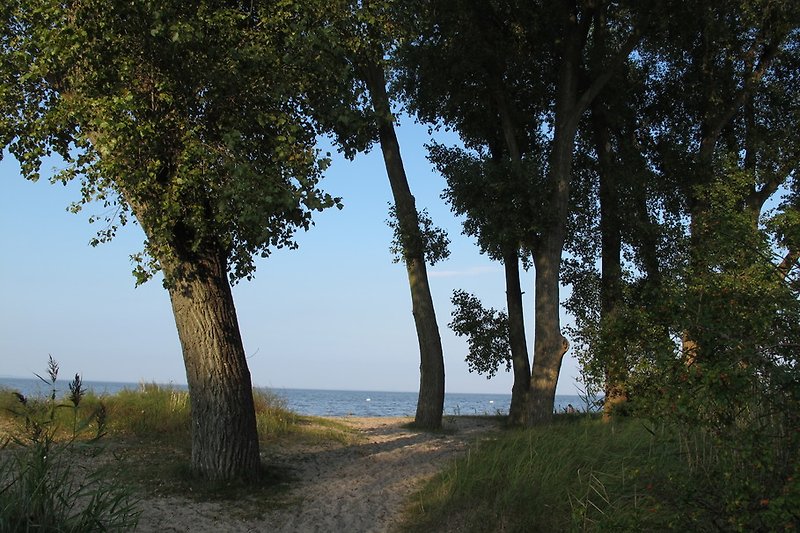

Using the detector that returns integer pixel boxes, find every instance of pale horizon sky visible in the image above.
[0,119,583,396]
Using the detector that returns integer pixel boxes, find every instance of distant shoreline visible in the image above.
[0,377,590,417]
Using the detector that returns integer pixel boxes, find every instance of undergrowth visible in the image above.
[401,415,800,532]
[0,357,140,531]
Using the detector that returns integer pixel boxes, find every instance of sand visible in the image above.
[134,416,501,532]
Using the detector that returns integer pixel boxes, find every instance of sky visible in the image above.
[0,119,583,396]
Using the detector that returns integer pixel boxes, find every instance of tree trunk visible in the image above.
[524,10,582,424]
[528,242,570,424]
[592,100,628,419]
[365,61,445,429]
[166,251,261,481]
[503,246,531,426]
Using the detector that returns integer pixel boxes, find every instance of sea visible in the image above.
[0,377,587,417]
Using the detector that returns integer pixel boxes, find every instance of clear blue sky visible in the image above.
[0,119,582,395]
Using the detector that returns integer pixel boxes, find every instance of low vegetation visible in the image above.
[0,358,140,531]
[0,359,359,531]
[401,414,799,532]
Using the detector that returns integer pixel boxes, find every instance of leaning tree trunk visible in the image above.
[503,246,531,426]
[365,61,445,429]
[166,250,261,481]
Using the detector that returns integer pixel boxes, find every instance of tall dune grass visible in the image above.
[401,415,799,532]
[2,381,320,444]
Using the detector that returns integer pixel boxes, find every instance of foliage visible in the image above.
[429,143,542,263]
[386,203,450,266]
[0,357,140,531]
[401,417,800,532]
[448,290,511,379]
[0,0,370,285]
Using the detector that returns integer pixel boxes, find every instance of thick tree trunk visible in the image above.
[528,242,569,424]
[522,3,638,424]
[365,61,445,429]
[166,251,261,481]
[503,246,531,426]
[525,21,581,424]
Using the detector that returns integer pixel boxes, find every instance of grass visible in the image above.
[0,361,141,531]
[0,379,359,523]
[399,414,800,532]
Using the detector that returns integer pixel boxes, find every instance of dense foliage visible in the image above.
[1,0,798,519]
[0,0,369,285]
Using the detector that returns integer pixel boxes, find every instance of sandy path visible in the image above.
[135,416,500,532]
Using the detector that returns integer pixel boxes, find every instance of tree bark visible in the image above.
[524,5,584,424]
[528,245,569,424]
[503,246,531,426]
[166,251,261,481]
[365,61,445,429]
[113,181,262,482]
[592,99,628,418]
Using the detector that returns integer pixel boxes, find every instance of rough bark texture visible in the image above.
[503,247,531,427]
[365,62,445,429]
[166,252,261,481]
[528,243,570,425]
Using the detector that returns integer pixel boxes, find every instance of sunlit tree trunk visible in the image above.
[166,251,261,481]
[365,61,445,429]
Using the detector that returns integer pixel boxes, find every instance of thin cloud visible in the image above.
[429,265,500,278]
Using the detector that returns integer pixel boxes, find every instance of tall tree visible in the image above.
[430,144,536,426]
[565,0,800,430]
[398,0,647,423]
[1,0,367,479]
[341,2,448,429]
[629,0,800,427]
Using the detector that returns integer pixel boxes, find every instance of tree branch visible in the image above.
[747,162,796,213]
[703,32,785,150]
[569,10,649,131]
[777,247,799,281]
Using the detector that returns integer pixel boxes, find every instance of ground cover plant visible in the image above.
[0,358,140,531]
[0,360,361,528]
[400,414,800,532]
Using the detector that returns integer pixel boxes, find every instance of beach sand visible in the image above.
[134,416,501,532]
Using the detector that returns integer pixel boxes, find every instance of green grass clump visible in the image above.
[101,383,191,441]
[0,357,140,531]
[402,416,659,532]
[401,415,800,532]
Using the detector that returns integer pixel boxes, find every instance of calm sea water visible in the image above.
[0,377,587,416]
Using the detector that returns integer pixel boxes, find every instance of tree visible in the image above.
[630,0,800,426]
[341,1,449,429]
[1,0,366,480]
[398,0,647,424]
[429,144,536,426]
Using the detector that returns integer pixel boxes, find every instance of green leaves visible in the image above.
[2,0,370,285]
[449,289,511,379]
[386,203,450,266]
